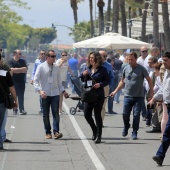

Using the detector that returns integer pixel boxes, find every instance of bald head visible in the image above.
[99,50,107,61]
[140,46,148,58]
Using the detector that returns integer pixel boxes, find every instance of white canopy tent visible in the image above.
[73,33,152,49]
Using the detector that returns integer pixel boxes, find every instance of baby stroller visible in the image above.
[68,76,84,115]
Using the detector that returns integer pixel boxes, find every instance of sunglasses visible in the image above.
[41,53,45,55]
[62,55,67,56]
[49,55,56,58]
[141,50,148,53]
[18,53,22,55]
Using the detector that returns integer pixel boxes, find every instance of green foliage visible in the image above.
[33,28,57,44]
[69,21,91,42]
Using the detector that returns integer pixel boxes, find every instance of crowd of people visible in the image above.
[0,47,170,166]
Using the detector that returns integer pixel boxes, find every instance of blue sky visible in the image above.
[15,0,108,45]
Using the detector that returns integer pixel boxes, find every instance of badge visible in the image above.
[87,80,92,87]
[0,70,7,76]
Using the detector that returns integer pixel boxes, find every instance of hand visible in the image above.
[83,70,88,76]
[39,91,47,99]
[63,91,69,98]
[13,100,18,109]
[148,98,155,107]
[93,83,100,89]
[110,91,116,97]
[31,80,33,85]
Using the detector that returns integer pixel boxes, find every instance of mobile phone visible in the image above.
[147,104,154,110]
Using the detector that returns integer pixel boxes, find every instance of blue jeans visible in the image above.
[42,96,60,134]
[1,109,7,141]
[0,103,6,148]
[123,96,143,132]
[156,107,170,160]
[39,95,43,113]
[14,83,25,111]
[108,85,115,112]
[114,90,121,102]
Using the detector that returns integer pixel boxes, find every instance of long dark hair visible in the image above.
[86,51,103,67]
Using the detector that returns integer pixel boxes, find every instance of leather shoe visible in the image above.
[146,128,161,133]
[152,155,163,166]
[94,136,101,144]
[4,139,12,143]
[92,134,97,141]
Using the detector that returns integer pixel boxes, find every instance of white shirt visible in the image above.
[56,59,69,81]
[137,56,145,67]
[34,61,64,96]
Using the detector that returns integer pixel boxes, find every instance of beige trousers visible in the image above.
[101,85,109,121]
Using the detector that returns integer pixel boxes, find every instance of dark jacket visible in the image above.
[80,66,109,96]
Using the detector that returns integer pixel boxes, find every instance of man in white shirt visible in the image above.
[137,46,148,67]
[144,47,160,71]
[34,50,68,140]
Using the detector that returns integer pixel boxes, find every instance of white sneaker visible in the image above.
[19,110,27,115]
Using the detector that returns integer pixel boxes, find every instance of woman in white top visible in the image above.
[56,51,73,114]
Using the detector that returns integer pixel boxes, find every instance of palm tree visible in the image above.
[141,2,149,42]
[97,0,105,35]
[119,0,127,36]
[105,0,112,33]
[70,0,78,24]
[152,0,159,47]
[89,0,94,37]
[161,1,170,51]
[112,0,119,33]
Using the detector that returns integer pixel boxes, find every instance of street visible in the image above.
[0,63,170,170]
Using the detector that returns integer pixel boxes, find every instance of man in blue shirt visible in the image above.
[68,53,78,93]
[99,51,115,124]
[31,50,46,114]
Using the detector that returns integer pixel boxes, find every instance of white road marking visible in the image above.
[63,101,106,170]
[1,116,16,170]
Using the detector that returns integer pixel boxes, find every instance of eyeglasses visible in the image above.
[49,55,56,58]
[62,55,67,56]
[41,53,45,55]
[141,50,148,53]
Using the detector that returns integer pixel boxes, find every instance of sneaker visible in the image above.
[45,134,52,139]
[54,132,63,139]
[152,155,163,166]
[131,131,138,140]
[122,124,130,137]
[107,111,118,114]
[19,110,27,115]
[115,101,120,104]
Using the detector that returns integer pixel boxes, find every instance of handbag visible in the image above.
[81,87,98,103]
[81,74,98,103]
[0,82,15,109]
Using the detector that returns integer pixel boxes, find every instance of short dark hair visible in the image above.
[46,50,55,57]
[163,51,170,59]
[61,51,67,55]
[129,51,138,59]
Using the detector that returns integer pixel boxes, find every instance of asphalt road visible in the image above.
[0,63,170,170]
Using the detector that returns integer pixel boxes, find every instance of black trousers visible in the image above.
[14,83,25,111]
[84,96,104,137]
